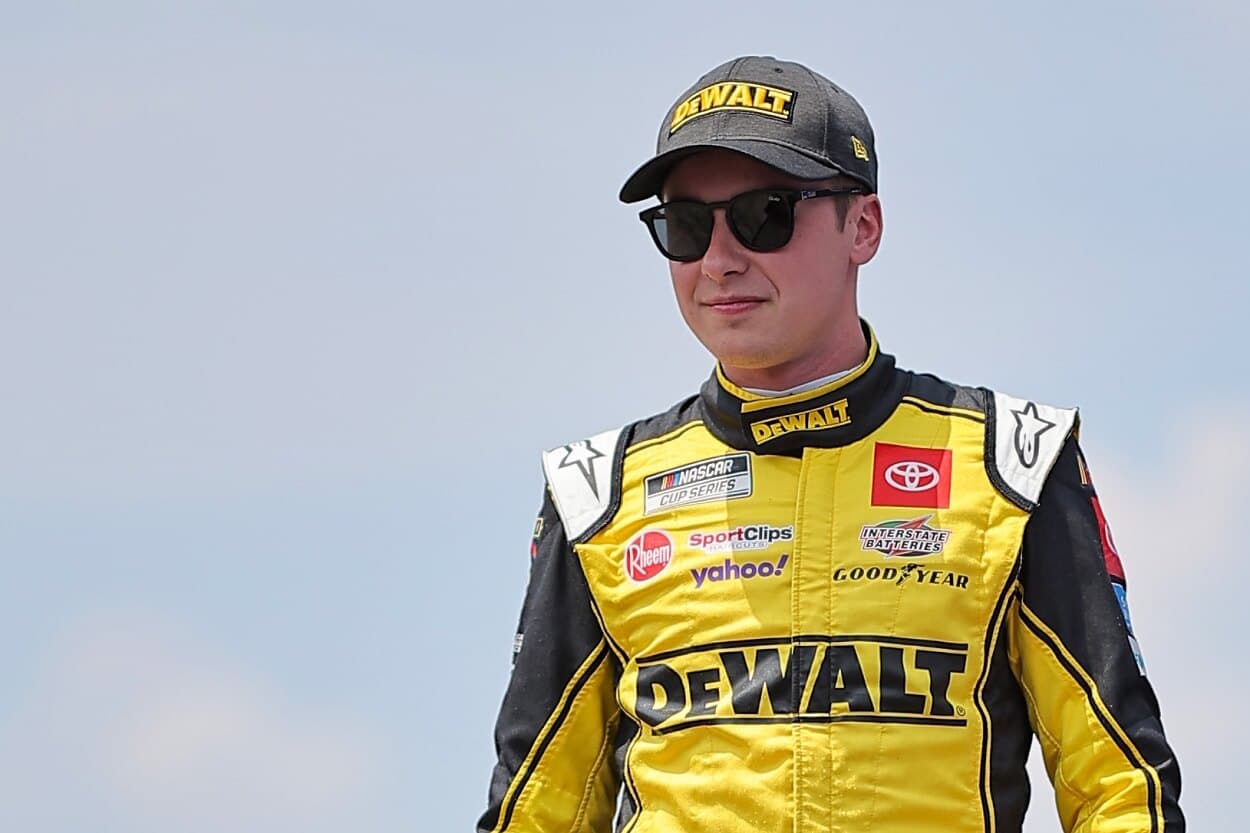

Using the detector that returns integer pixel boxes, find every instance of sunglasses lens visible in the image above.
[651,203,712,261]
[643,190,805,261]
[730,191,794,251]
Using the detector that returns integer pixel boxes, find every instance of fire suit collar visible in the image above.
[700,321,904,453]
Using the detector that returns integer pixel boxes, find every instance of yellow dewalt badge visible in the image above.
[670,82,795,134]
[750,399,851,444]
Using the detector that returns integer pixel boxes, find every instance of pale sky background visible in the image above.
[2,2,1246,831]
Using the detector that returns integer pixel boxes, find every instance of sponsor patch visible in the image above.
[750,399,850,445]
[860,515,951,557]
[1075,447,1092,487]
[1010,401,1057,469]
[625,529,675,582]
[1112,582,1147,675]
[692,554,788,588]
[669,81,795,134]
[511,632,525,668]
[631,636,969,733]
[1087,485,1144,674]
[644,453,752,515]
[688,524,793,553]
[1089,495,1124,581]
[557,439,606,499]
[833,562,970,591]
[530,516,543,559]
[871,444,953,508]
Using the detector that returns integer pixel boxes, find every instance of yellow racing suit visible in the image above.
[479,325,1184,832]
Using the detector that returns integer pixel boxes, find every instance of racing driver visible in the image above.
[478,55,1184,833]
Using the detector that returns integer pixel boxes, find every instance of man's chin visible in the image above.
[706,345,783,372]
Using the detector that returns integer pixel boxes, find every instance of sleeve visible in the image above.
[477,486,623,833]
[1009,435,1184,832]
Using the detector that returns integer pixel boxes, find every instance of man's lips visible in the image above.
[703,297,765,314]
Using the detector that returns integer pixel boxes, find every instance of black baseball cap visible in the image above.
[619,56,877,203]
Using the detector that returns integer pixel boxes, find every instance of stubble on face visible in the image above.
[660,150,873,391]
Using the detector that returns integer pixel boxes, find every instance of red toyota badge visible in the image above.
[871,444,953,508]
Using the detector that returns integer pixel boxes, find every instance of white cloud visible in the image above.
[0,612,385,833]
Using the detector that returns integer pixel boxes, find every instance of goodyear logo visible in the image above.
[670,81,795,134]
[750,399,850,445]
[630,636,968,734]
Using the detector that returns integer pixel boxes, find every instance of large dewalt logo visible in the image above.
[750,399,850,445]
[669,81,795,134]
[631,636,968,734]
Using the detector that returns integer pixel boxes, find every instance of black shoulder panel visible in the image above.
[902,370,989,416]
[625,393,704,450]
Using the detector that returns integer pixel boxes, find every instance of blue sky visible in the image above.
[2,2,1246,831]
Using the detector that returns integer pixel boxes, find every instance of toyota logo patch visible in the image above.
[884,461,941,492]
[871,443,953,508]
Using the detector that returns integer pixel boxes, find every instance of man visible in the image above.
[478,56,1183,833]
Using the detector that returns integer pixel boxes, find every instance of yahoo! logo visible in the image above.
[691,554,788,588]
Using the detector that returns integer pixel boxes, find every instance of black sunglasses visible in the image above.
[638,187,863,262]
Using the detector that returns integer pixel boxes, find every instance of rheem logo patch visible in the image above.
[625,530,675,582]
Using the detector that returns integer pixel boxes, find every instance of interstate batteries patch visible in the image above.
[644,453,752,515]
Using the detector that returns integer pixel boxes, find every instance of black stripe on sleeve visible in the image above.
[1018,606,1158,833]
[1020,436,1183,830]
[478,491,620,832]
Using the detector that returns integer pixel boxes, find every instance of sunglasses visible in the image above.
[638,187,863,262]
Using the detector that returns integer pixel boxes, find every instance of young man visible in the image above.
[479,56,1184,833]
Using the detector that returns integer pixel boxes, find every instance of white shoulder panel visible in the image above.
[541,426,625,542]
[990,391,1078,508]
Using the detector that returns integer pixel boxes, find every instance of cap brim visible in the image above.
[618,139,844,203]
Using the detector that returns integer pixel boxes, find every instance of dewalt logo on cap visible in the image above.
[670,81,795,135]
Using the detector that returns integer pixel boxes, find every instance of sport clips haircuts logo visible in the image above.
[669,81,795,134]
[687,524,793,553]
[624,530,674,582]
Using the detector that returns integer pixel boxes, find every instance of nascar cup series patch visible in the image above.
[643,453,752,515]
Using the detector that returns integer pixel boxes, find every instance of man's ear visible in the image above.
[850,195,883,266]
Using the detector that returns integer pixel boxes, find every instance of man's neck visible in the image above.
[720,327,869,393]
[740,368,855,397]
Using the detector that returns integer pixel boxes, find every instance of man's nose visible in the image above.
[700,209,747,282]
